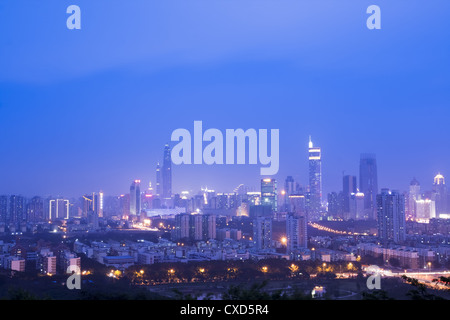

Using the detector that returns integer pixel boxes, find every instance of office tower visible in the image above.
[253,216,272,251]
[27,196,44,223]
[261,178,277,213]
[286,214,307,254]
[433,174,447,216]
[308,136,322,220]
[202,214,217,240]
[376,189,406,243]
[162,144,172,200]
[130,180,141,216]
[49,199,69,220]
[155,163,162,198]
[359,154,378,220]
[343,175,357,215]
[415,199,436,221]
[9,195,25,224]
[408,178,421,220]
[0,196,8,223]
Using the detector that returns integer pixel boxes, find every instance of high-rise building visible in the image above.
[327,192,339,219]
[308,136,322,220]
[155,163,162,198]
[415,199,436,221]
[359,154,378,220]
[174,213,190,240]
[189,214,203,241]
[49,199,69,220]
[261,178,277,213]
[376,189,406,243]
[9,195,25,224]
[349,192,365,220]
[202,214,217,240]
[0,196,8,223]
[343,175,357,215]
[130,180,141,216]
[408,178,421,220]
[27,196,44,222]
[253,216,272,251]
[119,194,130,218]
[285,176,295,195]
[162,144,172,201]
[286,214,307,254]
[433,174,447,216]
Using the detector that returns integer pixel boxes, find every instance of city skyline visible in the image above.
[1,2,450,198]
[0,139,447,201]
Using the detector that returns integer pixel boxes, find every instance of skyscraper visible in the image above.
[162,144,172,201]
[130,180,141,216]
[49,199,69,220]
[408,178,420,220]
[359,154,378,220]
[261,178,277,213]
[155,162,162,198]
[376,189,406,243]
[308,136,322,220]
[0,196,8,223]
[433,173,447,216]
[27,196,44,223]
[9,195,24,224]
[343,175,357,216]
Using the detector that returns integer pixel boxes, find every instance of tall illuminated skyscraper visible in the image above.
[308,136,322,220]
[162,144,172,201]
[359,154,378,220]
[130,180,141,216]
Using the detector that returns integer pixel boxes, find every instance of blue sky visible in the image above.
[0,0,449,197]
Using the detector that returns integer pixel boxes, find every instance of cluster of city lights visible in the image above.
[309,222,370,236]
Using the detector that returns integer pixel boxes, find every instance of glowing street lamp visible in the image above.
[289,264,299,273]
[261,266,268,273]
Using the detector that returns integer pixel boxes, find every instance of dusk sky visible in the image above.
[0,0,449,198]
